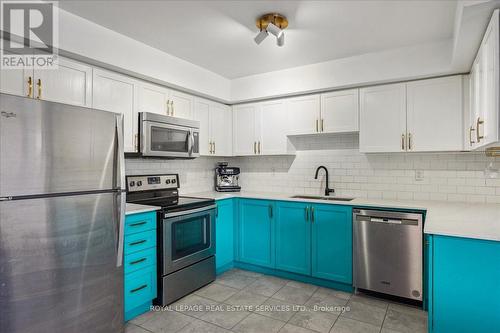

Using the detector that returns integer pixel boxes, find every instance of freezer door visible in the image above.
[0,192,124,333]
[0,93,121,197]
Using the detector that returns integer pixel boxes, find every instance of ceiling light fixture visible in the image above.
[254,13,288,47]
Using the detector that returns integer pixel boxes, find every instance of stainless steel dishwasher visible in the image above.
[353,208,423,301]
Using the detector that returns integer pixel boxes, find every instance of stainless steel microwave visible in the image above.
[139,112,200,158]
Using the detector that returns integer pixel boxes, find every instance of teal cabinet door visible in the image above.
[216,199,234,270]
[431,235,500,333]
[237,199,275,268]
[275,201,311,275]
[311,204,352,284]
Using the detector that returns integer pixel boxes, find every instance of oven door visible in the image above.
[162,205,215,274]
[142,121,198,158]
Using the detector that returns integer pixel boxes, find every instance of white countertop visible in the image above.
[188,191,500,242]
[125,203,161,215]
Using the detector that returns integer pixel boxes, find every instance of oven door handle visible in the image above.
[164,204,216,218]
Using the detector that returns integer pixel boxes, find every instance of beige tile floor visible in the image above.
[126,269,427,333]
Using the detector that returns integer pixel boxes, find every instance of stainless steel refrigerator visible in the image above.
[0,93,126,333]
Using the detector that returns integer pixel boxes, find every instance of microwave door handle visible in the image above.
[188,130,194,156]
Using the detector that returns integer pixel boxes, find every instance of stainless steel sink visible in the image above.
[290,195,354,202]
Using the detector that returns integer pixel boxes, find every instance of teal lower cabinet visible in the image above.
[429,235,500,333]
[311,204,352,284]
[215,199,235,273]
[237,199,275,268]
[275,201,311,275]
[124,211,158,322]
[235,199,352,288]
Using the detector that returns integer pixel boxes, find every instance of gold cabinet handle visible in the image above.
[254,141,256,154]
[27,76,33,98]
[36,79,42,99]
[134,134,138,151]
[171,101,174,116]
[408,133,412,151]
[209,141,212,154]
[258,141,261,154]
[166,100,170,115]
[316,119,319,132]
[476,117,484,142]
[305,206,309,221]
[311,206,315,223]
[401,134,406,150]
[469,126,476,146]
[321,119,324,132]
[213,141,216,154]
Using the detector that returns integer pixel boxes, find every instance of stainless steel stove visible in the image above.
[126,174,216,305]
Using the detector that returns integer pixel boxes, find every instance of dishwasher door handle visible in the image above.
[369,217,402,224]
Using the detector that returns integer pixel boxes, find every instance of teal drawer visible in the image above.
[125,212,156,236]
[124,247,156,275]
[124,230,156,255]
[124,265,157,312]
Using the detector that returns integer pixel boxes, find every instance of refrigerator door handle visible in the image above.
[116,114,126,190]
[116,191,126,267]
[115,114,126,267]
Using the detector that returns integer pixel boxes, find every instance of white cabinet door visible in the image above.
[210,103,232,156]
[477,16,499,148]
[93,69,137,153]
[285,95,321,135]
[359,83,406,153]
[193,98,211,156]
[34,57,92,107]
[259,99,292,155]
[138,82,169,115]
[320,89,359,133]
[169,90,193,119]
[0,40,32,97]
[406,76,463,152]
[233,104,258,156]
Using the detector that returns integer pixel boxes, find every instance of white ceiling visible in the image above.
[59,0,458,79]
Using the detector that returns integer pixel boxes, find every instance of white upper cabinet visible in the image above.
[320,89,359,133]
[193,98,232,156]
[0,48,92,108]
[210,103,232,156]
[0,40,30,97]
[137,82,169,115]
[33,57,92,107]
[360,77,464,153]
[193,98,211,156]
[233,104,258,156]
[467,9,499,150]
[406,76,463,152]
[259,99,294,155]
[93,69,137,153]
[360,83,407,153]
[286,95,321,135]
[169,90,194,119]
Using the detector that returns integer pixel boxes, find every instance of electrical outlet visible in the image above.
[415,170,425,181]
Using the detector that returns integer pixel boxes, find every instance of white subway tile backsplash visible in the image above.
[125,134,500,203]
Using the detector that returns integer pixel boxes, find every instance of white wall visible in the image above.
[230,40,457,103]
[57,8,231,102]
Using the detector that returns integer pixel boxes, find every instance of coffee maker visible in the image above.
[215,162,241,192]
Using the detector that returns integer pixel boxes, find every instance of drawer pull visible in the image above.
[129,240,146,246]
[130,284,148,293]
[130,258,147,265]
[130,221,147,227]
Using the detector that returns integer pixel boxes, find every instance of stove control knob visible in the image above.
[137,181,142,186]
[172,179,176,184]
[129,181,135,187]
[166,179,171,184]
